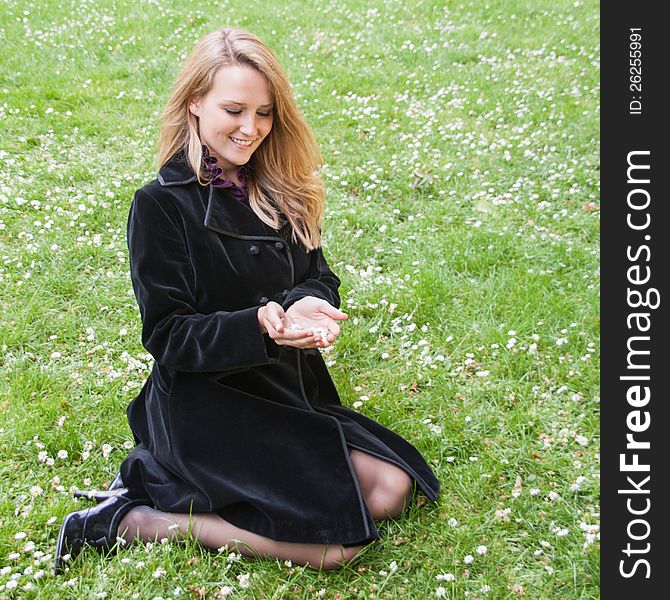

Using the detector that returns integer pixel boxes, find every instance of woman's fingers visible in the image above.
[260,299,346,349]
[268,298,350,348]
[326,320,340,338]
[316,303,348,321]
[287,297,348,322]
[263,301,286,333]
[292,319,339,347]
[266,322,316,346]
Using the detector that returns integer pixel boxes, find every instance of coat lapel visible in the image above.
[158,151,285,240]
[204,186,285,240]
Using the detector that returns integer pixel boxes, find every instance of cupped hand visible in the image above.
[258,301,321,349]
[284,296,348,348]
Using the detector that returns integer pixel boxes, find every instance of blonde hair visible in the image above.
[158,28,325,250]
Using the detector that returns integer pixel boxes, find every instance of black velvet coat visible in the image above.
[120,152,439,547]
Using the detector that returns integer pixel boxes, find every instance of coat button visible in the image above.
[249,245,260,255]
[274,241,284,250]
[259,296,269,305]
[281,289,289,297]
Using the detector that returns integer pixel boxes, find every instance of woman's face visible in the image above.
[189,64,274,181]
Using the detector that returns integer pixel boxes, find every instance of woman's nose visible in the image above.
[239,113,258,137]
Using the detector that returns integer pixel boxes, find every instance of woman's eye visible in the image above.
[224,108,272,117]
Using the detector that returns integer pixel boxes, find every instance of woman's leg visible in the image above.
[347,449,414,520]
[116,449,410,569]
[117,507,362,571]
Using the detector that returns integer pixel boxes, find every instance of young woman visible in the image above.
[54,27,439,574]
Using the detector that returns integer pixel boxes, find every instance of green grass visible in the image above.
[0,0,599,597]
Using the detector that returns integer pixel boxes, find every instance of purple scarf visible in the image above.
[202,145,250,204]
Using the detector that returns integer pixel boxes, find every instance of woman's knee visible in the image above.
[383,468,413,497]
[368,469,413,519]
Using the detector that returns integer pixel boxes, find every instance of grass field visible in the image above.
[0,0,599,597]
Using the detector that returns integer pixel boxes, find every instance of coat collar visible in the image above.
[158,151,286,241]
[157,150,197,186]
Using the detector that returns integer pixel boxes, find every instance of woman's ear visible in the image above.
[188,98,200,117]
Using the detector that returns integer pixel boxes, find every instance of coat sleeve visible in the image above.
[128,188,281,373]
[281,242,342,311]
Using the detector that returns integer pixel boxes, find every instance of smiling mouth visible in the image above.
[230,137,255,147]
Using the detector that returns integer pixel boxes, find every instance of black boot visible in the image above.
[73,473,127,503]
[53,491,150,575]
[108,473,125,491]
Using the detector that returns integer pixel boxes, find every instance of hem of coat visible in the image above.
[293,348,379,546]
[313,405,440,502]
[122,444,382,548]
[330,411,378,543]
